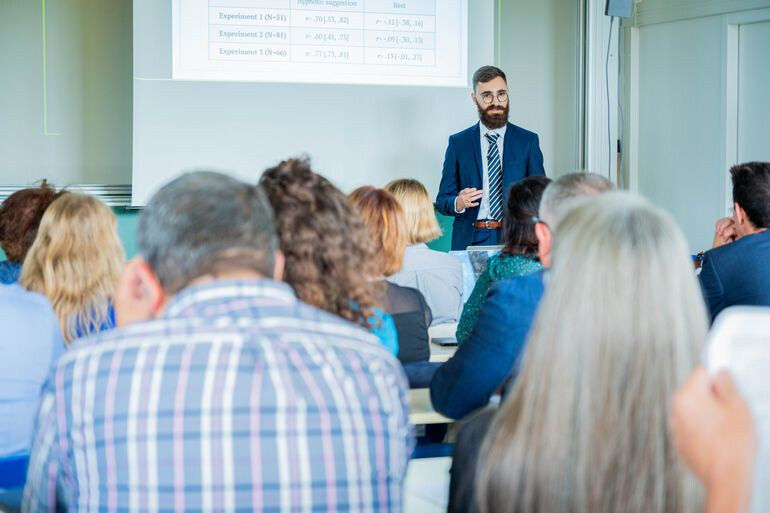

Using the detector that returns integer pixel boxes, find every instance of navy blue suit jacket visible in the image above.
[699,229,770,322]
[430,271,544,420]
[435,122,545,250]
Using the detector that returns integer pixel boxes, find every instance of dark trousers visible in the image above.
[471,227,501,247]
[447,407,496,513]
[402,361,442,389]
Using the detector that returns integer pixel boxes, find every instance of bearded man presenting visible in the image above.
[436,66,546,250]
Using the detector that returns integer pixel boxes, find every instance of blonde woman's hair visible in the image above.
[384,179,441,244]
[21,193,125,342]
[476,192,707,513]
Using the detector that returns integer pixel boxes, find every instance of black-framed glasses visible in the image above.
[478,91,508,104]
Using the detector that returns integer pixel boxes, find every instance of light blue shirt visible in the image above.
[0,284,65,456]
[388,243,463,325]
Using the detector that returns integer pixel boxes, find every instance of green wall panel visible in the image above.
[427,211,453,253]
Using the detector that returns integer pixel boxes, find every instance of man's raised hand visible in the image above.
[455,188,484,212]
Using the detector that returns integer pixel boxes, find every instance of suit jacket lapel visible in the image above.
[471,123,483,184]
[502,122,517,174]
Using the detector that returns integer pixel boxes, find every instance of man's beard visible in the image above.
[477,102,509,130]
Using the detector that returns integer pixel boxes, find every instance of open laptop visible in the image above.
[448,245,503,305]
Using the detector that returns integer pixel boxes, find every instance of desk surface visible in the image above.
[428,323,457,363]
[408,388,452,425]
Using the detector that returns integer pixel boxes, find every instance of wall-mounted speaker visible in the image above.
[605,0,634,18]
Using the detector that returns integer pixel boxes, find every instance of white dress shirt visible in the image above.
[456,122,507,219]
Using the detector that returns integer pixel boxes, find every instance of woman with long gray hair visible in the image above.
[476,192,708,513]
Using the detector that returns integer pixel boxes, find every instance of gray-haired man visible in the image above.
[23,171,412,513]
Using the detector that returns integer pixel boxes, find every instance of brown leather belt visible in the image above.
[474,219,502,229]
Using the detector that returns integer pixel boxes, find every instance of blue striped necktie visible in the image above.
[486,132,503,220]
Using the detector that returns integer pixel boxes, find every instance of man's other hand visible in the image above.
[712,217,738,248]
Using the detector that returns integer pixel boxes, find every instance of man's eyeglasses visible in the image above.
[478,91,508,105]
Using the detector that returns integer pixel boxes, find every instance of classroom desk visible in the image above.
[429,343,455,363]
[408,388,452,425]
[428,323,458,363]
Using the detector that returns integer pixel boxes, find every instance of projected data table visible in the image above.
[173,0,465,86]
[208,0,437,66]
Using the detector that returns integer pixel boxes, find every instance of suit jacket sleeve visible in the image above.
[698,252,726,323]
[527,134,546,177]
[436,136,461,216]
[429,278,541,419]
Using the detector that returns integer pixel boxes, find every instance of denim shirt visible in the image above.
[0,260,21,284]
[72,302,117,340]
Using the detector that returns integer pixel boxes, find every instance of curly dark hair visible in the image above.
[259,158,384,329]
[0,180,66,263]
[500,175,552,257]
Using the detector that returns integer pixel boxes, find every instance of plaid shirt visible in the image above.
[23,279,412,512]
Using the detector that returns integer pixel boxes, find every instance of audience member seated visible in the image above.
[0,284,64,457]
[431,172,613,421]
[259,158,398,355]
[350,186,435,386]
[699,162,770,322]
[21,193,124,342]
[0,181,64,284]
[384,178,463,326]
[475,192,708,513]
[672,367,756,513]
[22,172,412,512]
[455,175,550,344]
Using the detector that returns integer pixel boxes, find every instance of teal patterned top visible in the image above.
[455,254,542,344]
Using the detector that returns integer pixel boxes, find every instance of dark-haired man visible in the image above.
[700,162,770,322]
[436,65,546,250]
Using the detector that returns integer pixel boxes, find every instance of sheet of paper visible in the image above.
[706,306,770,513]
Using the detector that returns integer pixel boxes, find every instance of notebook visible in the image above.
[706,306,770,513]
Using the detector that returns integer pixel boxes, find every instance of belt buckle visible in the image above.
[484,220,492,229]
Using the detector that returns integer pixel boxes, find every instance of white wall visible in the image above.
[738,19,770,163]
[0,0,132,186]
[499,0,580,178]
[623,0,770,251]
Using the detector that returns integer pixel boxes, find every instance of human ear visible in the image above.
[535,222,553,268]
[734,202,746,225]
[114,257,166,327]
[272,250,285,282]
